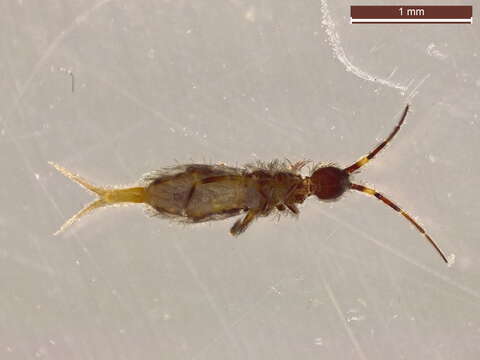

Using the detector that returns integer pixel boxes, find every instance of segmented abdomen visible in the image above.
[145,165,262,222]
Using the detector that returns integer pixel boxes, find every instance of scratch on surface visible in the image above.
[5,83,149,333]
[94,75,183,131]
[323,279,368,360]
[319,0,408,93]
[0,247,54,275]
[406,73,431,102]
[4,0,115,125]
[192,267,307,360]
[3,136,153,332]
[57,117,148,165]
[0,128,50,144]
[386,66,399,80]
[173,241,240,357]
[315,207,480,301]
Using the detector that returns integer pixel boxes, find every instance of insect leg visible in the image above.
[344,105,410,174]
[230,210,259,235]
[285,203,299,215]
[350,183,449,264]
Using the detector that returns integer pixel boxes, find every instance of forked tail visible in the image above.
[49,162,147,235]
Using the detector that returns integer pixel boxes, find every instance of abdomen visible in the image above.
[145,165,260,222]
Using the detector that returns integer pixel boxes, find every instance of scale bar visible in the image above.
[351,5,473,25]
[351,18,472,24]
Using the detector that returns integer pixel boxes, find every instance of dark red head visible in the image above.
[310,166,350,200]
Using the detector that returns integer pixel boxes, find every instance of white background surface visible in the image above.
[1,1,480,359]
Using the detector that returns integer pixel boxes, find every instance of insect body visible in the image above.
[50,105,450,264]
[146,162,309,235]
[49,161,310,236]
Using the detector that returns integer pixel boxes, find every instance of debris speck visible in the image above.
[148,48,156,59]
[447,253,456,267]
[245,6,256,22]
[347,314,366,322]
[270,285,282,295]
[426,43,447,60]
[357,298,367,307]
